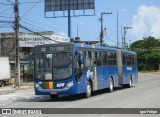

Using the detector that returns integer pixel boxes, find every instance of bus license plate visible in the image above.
[50,91,57,95]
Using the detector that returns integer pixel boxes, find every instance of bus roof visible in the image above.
[74,43,136,54]
[35,42,136,54]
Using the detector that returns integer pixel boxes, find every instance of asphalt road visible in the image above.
[0,73,160,117]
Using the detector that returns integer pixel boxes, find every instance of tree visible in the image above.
[130,36,160,71]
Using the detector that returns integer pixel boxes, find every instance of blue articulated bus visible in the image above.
[32,43,138,99]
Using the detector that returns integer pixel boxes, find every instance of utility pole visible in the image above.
[117,9,125,48]
[123,26,132,49]
[99,12,112,45]
[14,0,20,88]
[68,0,71,41]
[117,12,119,48]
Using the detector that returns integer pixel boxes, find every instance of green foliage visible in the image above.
[130,36,160,71]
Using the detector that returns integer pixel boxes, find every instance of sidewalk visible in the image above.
[0,82,34,95]
[139,71,160,75]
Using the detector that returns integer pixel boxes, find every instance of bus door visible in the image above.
[75,50,86,92]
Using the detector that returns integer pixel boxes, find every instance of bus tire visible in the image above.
[127,77,132,88]
[85,81,92,98]
[50,95,58,100]
[108,78,114,92]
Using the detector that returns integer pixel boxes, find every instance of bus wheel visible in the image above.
[108,78,114,92]
[85,81,92,98]
[50,95,58,100]
[127,77,132,88]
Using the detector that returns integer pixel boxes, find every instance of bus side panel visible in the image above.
[77,69,88,94]
[122,66,127,84]
[107,66,119,87]
[103,67,109,89]
[77,66,109,93]
[131,66,138,84]
[122,66,138,84]
[96,66,105,89]
[77,67,95,94]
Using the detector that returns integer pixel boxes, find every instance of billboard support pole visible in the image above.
[44,0,95,41]
[68,9,71,40]
[68,0,71,41]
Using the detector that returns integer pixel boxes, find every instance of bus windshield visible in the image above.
[35,52,72,81]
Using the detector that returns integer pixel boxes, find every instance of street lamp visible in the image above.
[117,9,125,48]
[77,22,84,37]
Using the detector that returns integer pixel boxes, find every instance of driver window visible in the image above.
[75,50,84,80]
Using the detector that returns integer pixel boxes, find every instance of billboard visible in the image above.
[19,34,70,47]
[45,0,95,12]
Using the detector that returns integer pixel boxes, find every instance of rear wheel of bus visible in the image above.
[108,78,114,92]
[85,81,92,98]
[127,76,132,88]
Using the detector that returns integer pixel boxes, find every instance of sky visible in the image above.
[0,0,160,47]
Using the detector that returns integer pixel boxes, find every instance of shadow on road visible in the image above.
[14,86,135,102]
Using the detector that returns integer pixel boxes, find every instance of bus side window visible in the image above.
[102,52,107,65]
[122,54,126,65]
[79,51,84,68]
[127,55,131,66]
[75,51,84,68]
[75,51,84,80]
[85,51,91,67]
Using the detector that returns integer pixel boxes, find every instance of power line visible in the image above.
[20,23,45,34]
[19,1,43,4]
[0,20,14,23]
[0,15,14,18]
[20,0,42,19]
[0,3,12,5]
[19,24,61,43]
[20,20,50,32]
[0,6,13,15]
[21,17,68,34]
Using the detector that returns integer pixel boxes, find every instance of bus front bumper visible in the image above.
[34,83,77,95]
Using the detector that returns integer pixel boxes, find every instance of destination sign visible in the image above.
[35,45,73,53]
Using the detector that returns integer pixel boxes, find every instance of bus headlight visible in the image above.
[34,82,41,89]
[65,81,73,89]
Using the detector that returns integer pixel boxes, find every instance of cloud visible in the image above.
[130,5,160,41]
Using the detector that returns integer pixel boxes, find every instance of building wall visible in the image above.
[0,32,70,80]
